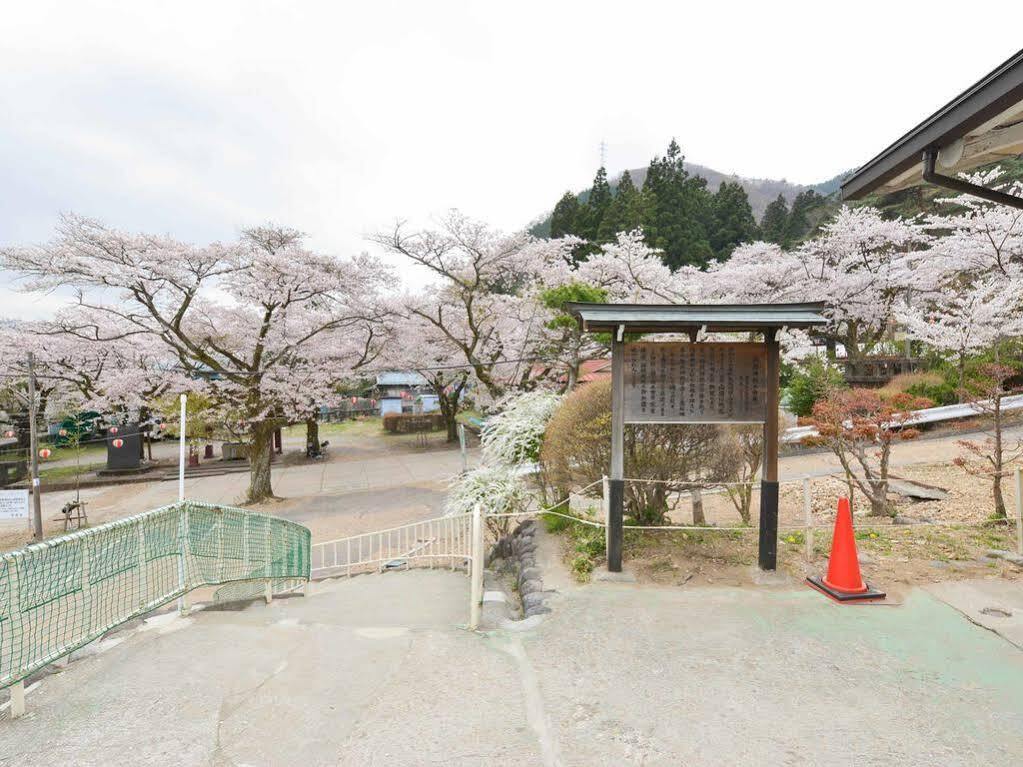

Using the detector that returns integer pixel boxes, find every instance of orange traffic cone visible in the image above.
[806,497,885,602]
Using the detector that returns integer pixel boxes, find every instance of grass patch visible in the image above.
[40,462,106,481]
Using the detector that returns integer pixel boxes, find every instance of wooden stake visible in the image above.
[803,478,813,561]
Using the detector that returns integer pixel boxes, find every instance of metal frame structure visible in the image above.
[567,302,827,573]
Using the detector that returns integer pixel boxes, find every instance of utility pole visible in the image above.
[27,352,43,540]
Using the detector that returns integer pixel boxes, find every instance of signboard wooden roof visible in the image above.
[566,302,827,334]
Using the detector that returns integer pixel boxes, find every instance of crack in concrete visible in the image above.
[210,634,308,767]
[496,635,564,767]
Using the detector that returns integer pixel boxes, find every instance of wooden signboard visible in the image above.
[623,342,767,424]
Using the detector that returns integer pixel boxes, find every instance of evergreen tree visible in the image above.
[785,189,823,244]
[760,194,790,245]
[709,180,757,258]
[581,166,613,241]
[641,139,715,270]
[597,169,646,242]
[550,191,582,239]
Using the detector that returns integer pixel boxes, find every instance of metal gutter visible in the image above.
[921,148,1023,210]
[841,48,1023,201]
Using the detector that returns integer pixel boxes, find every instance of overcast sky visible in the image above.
[1,1,1021,317]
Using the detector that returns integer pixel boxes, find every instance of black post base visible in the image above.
[758,480,779,571]
[608,478,624,572]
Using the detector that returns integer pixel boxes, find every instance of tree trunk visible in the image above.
[739,486,752,525]
[247,421,275,503]
[691,487,706,525]
[992,473,1007,520]
[565,361,579,393]
[305,417,320,457]
[867,479,890,517]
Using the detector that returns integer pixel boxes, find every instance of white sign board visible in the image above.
[0,489,29,520]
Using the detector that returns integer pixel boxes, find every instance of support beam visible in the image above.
[923,148,1023,210]
[758,328,781,571]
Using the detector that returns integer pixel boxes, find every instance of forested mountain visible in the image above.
[530,139,843,267]
[531,139,1023,271]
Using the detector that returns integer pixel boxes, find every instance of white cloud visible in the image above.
[1,0,1020,316]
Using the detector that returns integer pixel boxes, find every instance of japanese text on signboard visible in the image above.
[623,342,767,423]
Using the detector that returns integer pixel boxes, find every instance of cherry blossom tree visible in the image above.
[912,168,1023,286]
[896,277,1023,398]
[2,214,391,502]
[954,364,1023,521]
[376,304,474,442]
[701,208,926,362]
[371,212,573,402]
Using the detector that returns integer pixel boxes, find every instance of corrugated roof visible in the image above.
[566,302,827,333]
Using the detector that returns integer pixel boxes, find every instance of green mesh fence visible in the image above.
[0,501,310,689]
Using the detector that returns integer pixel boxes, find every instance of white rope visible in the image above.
[617,473,843,487]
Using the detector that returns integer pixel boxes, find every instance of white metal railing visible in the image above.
[782,393,1023,443]
[310,512,474,579]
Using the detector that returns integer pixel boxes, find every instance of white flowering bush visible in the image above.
[480,390,562,466]
[446,390,562,537]
[444,463,530,537]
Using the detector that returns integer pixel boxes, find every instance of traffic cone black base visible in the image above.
[806,575,885,602]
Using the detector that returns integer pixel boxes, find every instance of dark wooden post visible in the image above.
[608,328,625,571]
[758,328,781,570]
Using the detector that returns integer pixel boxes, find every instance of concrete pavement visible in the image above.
[4,567,1023,766]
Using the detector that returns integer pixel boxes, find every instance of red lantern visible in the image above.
[112,438,124,449]
[109,426,119,435]
[38,448,52,459]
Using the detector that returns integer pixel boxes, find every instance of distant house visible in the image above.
[576,358,612,384]
[527,358,612,389]
[371,372,431,416]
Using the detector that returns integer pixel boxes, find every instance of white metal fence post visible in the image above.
[178,394,187,503]
[177,505,190,615]
[803,478,813,561]
[177,393,188,615]
[469,504,484,630]
[1015,466,1023,556]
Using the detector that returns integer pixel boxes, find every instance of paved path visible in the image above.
[0,440,474,550]
[3,569,1022,766]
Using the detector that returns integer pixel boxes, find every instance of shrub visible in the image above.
[540,379,721,525]
[382,412,445,434]
[880,371,956,407]
[481,390,561,465]
[785,357,846,417]
[444,463,529,539]
[570,554,594,581]
[804,388,930,517]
